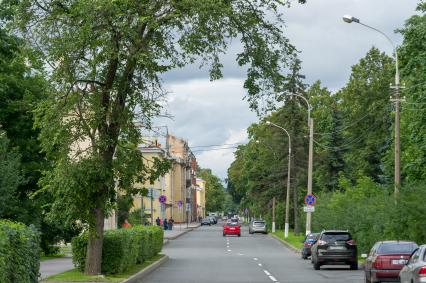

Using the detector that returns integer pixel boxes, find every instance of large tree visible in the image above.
[3,0,304,274]
[398,2,426,182]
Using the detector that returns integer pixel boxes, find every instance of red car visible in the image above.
[223,222,241,237]
[365,240,418,283]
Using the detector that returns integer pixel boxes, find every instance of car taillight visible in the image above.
[373,256,383,269]
[304,242,311,247]
[317,240,327,245]
[346,240,356,245]
[418,266,426,276]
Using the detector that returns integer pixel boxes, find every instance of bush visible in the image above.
[0,220,40,283]
[72,225,164,274]
[311,178,426,255]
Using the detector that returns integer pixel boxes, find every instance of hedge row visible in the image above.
[0,220,40,283]
[72,225,163,274]
[311,177,426,255]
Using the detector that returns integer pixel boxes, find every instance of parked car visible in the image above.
[201,218,211,226]
[399,244,426,283]
[301,233,319,259]
[311,230,358,270]
[223,222,241,237]
[365,240,418,283]
[208,216,217,224]
[248,220,267,234]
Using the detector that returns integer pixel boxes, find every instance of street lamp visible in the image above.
[288,94,314,235]
[342,15,402,196]
[266,121,291,238]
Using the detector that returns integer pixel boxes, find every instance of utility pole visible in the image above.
[272,197,276,233]
[285,144,291,238]
[306,118,314,235]
[343,15,404,198]
[150,188,154,225]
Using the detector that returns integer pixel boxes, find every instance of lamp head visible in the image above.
[266,121,271,125]
[342,15,359,23]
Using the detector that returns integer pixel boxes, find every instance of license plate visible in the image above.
[230,228,235,230]
[392,259,407,265]
[329,246,345,250]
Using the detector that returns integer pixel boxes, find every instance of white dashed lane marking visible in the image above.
[258,263,262,266]
[269,275,278,282]
[264,270,271,276]
[253,258,258,261]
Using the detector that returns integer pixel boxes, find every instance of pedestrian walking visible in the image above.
[155,216,161,226]
[163,218,168,230]
[168,218,174,230]
[122,219,132,228]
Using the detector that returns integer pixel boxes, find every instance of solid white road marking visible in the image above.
[264,270,271,276]
[269,275,277,282]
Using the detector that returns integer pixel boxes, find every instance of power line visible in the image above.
[190,143,245,148]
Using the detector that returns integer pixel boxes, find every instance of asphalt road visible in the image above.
[142,223,364,283]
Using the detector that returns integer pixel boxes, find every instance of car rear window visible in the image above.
[227,223,239,227]
[321,232,351,242]
[253,221,265,225]
[377,242,418,254]
[307,234,318,241]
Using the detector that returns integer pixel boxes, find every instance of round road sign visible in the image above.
[177,200,183,207]
[304,194,316,206]
[159,195,167,203]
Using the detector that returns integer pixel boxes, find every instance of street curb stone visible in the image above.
[121,255,169,283]
[269,234,301,254]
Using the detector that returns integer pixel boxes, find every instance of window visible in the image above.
[377,242,418,255]
[321,233,351,242]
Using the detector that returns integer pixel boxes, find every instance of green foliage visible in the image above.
[312,180,426,254]
[0,220,40,283]
[398,4,426,182]
[0,131,24,218]
[72,226,163,275]
[199,168,226,212]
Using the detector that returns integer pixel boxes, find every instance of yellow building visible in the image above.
[196,178,206,219]
[131,146,172,225]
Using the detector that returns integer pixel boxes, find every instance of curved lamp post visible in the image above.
[288,94,314,235]
[343,15,402,196]
[266,121,291,238]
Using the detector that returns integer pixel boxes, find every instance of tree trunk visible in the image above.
[84,207,105,275]
[293,184,299,235]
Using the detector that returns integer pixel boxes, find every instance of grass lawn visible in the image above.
[272,229,305,249]
[44,254,164,283]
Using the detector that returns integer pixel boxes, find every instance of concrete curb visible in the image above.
[165,224,200,240]
[269,234,301,254]
[121,255,169,283]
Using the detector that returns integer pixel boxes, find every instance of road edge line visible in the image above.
[121,254,169,283]
[269,234,300,254]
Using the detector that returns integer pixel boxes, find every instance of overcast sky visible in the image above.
[156,0,420,180]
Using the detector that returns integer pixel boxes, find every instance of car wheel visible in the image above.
[313,260,321,270]
[302,253,308,260]
[238,234,241,237]
[350,262,358,270]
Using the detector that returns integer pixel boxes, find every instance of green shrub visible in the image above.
[72,225,163,274]
[311,178,426,255]
[0,220,40,283]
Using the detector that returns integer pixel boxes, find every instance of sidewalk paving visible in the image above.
[38,222,200,281]
[39,257,74,281]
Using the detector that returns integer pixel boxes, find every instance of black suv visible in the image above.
[311,230,358,270]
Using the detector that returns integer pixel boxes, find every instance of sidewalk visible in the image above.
[39,223,200,280]
[39,257,74,281]
[163,222,200,240]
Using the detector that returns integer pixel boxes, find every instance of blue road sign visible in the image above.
[304,194,316,206]
[159,195,167,203]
